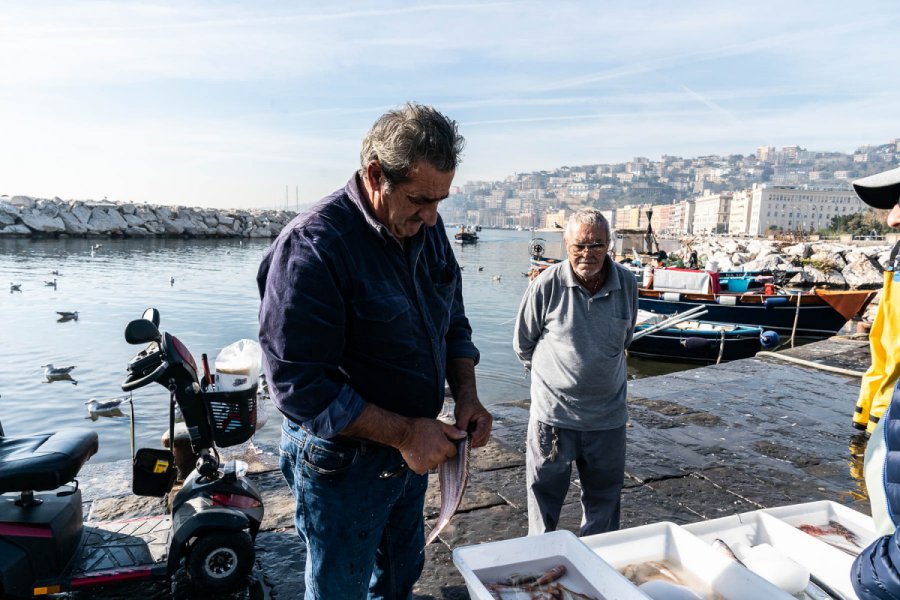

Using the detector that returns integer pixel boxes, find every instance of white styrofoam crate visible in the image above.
[583,521,795,599]
[683,509,858,598]
[761,500,877,552]
[452,529,650,600]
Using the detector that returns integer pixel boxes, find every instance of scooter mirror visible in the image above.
[141,307,161,327]
[125,319,162,344]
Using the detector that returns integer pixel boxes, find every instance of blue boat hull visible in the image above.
[638,295,851,338]
[628,327,763,363]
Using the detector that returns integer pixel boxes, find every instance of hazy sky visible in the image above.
[2,1,899,209]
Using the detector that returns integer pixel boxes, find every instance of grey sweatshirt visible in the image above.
[513,258,638,430]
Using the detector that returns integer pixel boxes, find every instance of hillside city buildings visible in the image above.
[439,139,900,236]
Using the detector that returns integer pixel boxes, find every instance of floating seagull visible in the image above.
[44,278,57,288]
[10,282,21,292]
[56,311,79,322]
[43,363,76,377]
[85,396,127,413]
[492,275,502,282]
[50,269,61,275]
[478,266,485,271]
[42,364,77,384]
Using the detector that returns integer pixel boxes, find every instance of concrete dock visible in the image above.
[72,336,874,599]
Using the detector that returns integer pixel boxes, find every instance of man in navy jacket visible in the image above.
[258,103,492,599]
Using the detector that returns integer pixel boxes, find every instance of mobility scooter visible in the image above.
[0,308,264,597]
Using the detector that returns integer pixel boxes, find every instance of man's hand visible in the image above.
[454,399,492,448]
[342,404,469,475]
[397,418,467,474]
[446,357,492,448]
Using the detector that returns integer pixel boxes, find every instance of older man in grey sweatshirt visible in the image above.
[513,208,638,536]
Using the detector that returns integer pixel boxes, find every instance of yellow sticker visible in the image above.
[153,460,170,473]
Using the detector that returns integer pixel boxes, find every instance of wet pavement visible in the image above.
[69,335,873,599]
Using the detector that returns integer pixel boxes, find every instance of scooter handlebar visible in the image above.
[122,360,169,391]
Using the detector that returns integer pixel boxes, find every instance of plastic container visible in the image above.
[684,508,858,598]
[761,500,877,553]
[452,529,649,600]
[214,339,261,392]
[583,521,794,599]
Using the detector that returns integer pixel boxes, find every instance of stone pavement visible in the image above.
[72,336,873,599]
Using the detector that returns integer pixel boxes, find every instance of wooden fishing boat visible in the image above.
[638,287,874,338]
[629,312,774,363]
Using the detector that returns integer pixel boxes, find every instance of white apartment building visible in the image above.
[727,190,753,235]
[692,192,732,234]
[670,200,694,235]
[745,185,865,235]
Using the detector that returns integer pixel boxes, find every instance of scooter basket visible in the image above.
[204,386,257,447]
[133,447,178,497]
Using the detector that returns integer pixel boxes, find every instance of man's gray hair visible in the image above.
[359,102,465,188]
[565,208,611,240]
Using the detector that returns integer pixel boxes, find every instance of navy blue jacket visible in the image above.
[854,382,900,598]
[257,175,478,438]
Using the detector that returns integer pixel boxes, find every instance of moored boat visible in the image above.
[639,285,874,338]
[629,311,777,363]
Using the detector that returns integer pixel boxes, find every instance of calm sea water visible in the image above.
[0,229,687,462]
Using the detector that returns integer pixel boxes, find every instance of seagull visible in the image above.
[50,269,60,275]
[170,276,175,286]
[492,275,502,282]
[90,247,95,257]
[478,266,485,271]
[85,396,127,416]
[43,363,76,378]
[56,311,79,322]
[10,282,21,292]
[85,396,127,414]
[44,278,57,288]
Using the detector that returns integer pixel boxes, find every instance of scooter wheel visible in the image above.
[187,531,255,590]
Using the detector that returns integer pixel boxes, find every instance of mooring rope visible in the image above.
[755,351,866,378]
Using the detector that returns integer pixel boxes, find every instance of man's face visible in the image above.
[565,222,609,280]
[367,162,454,239]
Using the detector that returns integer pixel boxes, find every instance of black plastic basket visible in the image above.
[133,448,178,497]
[203,386,258,447]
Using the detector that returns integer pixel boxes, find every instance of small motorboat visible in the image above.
[629,310,779,363]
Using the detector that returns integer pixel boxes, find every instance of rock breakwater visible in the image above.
[668,235,892,290]
[0,195,295,238]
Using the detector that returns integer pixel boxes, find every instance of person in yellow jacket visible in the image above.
[852,165,900,435]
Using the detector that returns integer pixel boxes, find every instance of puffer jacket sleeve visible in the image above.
[852,528,900,599]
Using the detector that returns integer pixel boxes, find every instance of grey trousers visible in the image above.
[525,417,626,537]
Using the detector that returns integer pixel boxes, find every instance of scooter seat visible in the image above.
[0,428,99,493]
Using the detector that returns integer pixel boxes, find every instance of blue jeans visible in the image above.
[279,419,428,600]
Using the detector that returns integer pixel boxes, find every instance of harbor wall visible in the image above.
[0,195,295,238]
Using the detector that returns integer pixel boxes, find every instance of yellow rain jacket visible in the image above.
[855,251,900,435]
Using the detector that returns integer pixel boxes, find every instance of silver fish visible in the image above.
[425,434,471,545]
